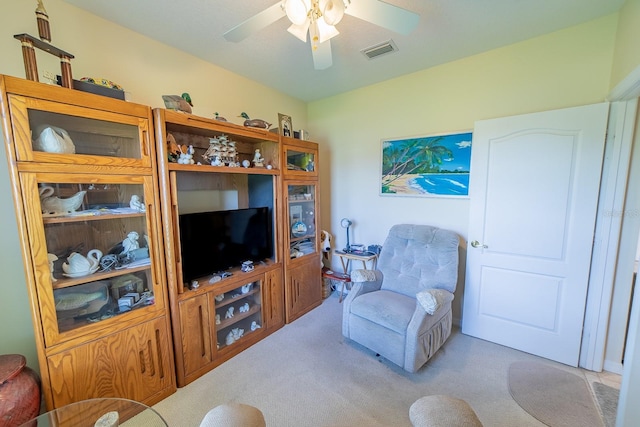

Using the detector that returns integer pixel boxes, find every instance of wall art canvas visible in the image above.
[381,131,473,197]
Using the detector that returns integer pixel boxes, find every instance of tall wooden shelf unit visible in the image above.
[154,109,294,387]
[282,136,322,322]
[0,75,176,410]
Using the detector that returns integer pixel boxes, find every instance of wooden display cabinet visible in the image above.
[283,136,318,179]
[0,75,175,410]
[282,136,322,322]
[154,109,286,386]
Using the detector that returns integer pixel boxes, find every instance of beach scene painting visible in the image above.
[381,131,472,197]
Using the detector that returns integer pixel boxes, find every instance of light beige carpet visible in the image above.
[508,361,605,427]
[153,294,602,426]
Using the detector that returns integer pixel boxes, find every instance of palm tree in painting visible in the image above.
[381,137,453,193]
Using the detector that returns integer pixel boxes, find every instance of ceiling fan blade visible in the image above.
[223,2,286,42]
[312,41,333,70]
[346,0,419,35]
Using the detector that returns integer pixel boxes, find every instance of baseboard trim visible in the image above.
[603,360,624,375]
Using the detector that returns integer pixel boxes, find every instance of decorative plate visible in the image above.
[292,221,307,237]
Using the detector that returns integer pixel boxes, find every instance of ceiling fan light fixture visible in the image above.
[283,0,311,25]
[287,21,310,42]
[309,20,320,50]
[320,0,345,26]
[315,18,339,43]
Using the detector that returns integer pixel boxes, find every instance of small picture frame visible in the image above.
[278,113,292,137]
[290,204,302,224]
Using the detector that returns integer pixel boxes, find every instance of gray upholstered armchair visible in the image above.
[342,224,460,373]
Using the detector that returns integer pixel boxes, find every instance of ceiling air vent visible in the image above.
[361,40,398,60]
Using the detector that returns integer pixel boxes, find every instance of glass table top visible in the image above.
[20,397,168,427]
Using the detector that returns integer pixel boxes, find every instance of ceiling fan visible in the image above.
[223,0,419,70]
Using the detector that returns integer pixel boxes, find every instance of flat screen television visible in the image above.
[179,207,273,282]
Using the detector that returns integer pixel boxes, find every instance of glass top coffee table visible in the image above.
[20,397,168,427]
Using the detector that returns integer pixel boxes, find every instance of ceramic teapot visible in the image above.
[62,249,103,277]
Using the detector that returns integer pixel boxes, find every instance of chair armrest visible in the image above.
[351,269,380,283]
[416,289,454,315]
[342,270,383,337]
[347,269,383,298]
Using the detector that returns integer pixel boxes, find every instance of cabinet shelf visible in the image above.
[42,210,145,224]
[164,110,279,143]
[167,163,278,175]
[216,304,260,330]
[288,198,315,203]
[52,265,151,290]
[216,325,260,352]
[57,296,156,334]
[214,287,259,308]
[290,235,315,243]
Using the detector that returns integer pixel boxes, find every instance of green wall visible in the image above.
[611,0,640,88]
[308,14,619,323]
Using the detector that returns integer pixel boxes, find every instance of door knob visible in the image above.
[471,240,488,249]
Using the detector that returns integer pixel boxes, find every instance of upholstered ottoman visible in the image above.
[410,395,483,427]
[199,403,266,427]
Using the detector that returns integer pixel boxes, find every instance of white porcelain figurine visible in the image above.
[239,303,249,313]
[48,253,58,282]
[33,125,75,154]
[121,231,140,254]
[252,148,264,167]
[129,195,146,212]
[39,186,86,215]
[225,306,234,319]
[226,331,235,345]
[62,249,102,277]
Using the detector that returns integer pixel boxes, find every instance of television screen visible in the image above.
[179,207,273,282]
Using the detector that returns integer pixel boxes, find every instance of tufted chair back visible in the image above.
[378,224,460,298]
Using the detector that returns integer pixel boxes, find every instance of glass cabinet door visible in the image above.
[21,173,162,346]
[8,95,151,167]
[287,183,318,259]
[283,139,318,178]
[213,281,263,351]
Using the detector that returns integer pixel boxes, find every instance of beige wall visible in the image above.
[0,0,307,370]
[308,14,618,325]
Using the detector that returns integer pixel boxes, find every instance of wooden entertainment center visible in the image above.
[0,74,322,408]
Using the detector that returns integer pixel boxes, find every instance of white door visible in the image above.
[461,103,609,366]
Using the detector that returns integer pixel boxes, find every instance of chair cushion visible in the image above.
[350,290,415,334]
[378,224,459,297]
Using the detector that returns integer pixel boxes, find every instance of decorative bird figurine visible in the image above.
[39,186,86,215]
[239,112,271,129]
[162,93,193,113]
[214,112,227,122]
[33,125,75,154]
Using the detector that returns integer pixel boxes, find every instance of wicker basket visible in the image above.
[0,354,41,426]
[322,278,334,299]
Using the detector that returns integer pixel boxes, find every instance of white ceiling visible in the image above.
[61,0,625,102]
